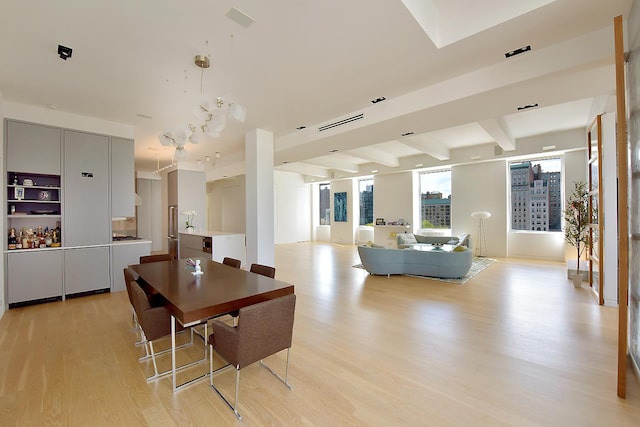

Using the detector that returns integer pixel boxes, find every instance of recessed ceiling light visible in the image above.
[371,169,378,173]
[401,131,414,137]
[46,103,57,110]
[505,45,531,58]
[543,145,556,151]
[415,163,423,167]
[371,97,386,104]
[329,149,339,153]
[471,155,482,160]
[517,103,539,111]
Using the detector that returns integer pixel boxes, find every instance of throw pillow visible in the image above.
[453,245,468,252]
[399,233,417,244]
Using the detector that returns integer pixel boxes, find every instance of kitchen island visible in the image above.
[179,231,246,267]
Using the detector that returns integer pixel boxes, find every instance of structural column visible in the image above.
[245,129,274,267]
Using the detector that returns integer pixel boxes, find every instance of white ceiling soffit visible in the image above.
[305,155,361,174]
[399,134,450,161]
[401,0,556,48]
[479,118,516,151]
[346,146,400,168]
[276,162,329,178]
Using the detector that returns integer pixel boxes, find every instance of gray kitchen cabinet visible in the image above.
[167,170,178,206]
[177,169,206,230]
[63,130,110,246]
[179,233,207,259]
[110,241,151,292]
[137,178,163,252]
[5,120,62,175]
[7,250,63,305]
[111,137,135,218]
[64,246,110,296]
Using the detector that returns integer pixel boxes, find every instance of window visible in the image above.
[419,170,451,230]
[319,183,330,225]
[359,179,374,225]
[509,157,562,232]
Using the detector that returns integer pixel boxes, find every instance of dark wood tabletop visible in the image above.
[130,258,294,325]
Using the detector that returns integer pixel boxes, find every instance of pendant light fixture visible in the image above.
[158,47,246,162]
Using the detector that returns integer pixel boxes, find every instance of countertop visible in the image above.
[178,230,245,238]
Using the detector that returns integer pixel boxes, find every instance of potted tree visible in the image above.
[563,181,589,287]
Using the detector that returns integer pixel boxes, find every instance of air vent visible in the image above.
[517,103,538,111]
[505,45,531,59]
[318,113,364,132]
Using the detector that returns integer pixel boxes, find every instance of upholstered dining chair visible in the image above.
[140,253,174,263]
[130,281,205,381]
[123,267,139,328]
[249,263,276,279]
[208,294,296,420]
[222,257,242,268]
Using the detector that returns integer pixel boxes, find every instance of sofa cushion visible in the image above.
[397,233,417,246]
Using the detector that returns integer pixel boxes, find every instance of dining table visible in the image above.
[130,257,294,392]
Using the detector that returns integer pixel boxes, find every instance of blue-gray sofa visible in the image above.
[357,242,472,278]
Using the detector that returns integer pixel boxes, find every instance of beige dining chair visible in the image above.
[208,294,296,420]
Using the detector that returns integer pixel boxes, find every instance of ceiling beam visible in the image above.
[276,162,329,178]
[347,147,400,167]
[399,135,450,160]
[479,118,516,151]
[306,156,360,173]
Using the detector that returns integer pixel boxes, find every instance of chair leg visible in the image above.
[259,348,293,390]
[149,341,159,378]
[210,350,242,420]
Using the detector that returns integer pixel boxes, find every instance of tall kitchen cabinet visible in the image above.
[63,130,111,296]
[4,119,135,306]
[5,121,64,305]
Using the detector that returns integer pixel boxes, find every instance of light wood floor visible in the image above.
[1,242,640,426]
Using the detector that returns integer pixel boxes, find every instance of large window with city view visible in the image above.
[419,170,451,230]
[509,157,562,232]
[319,183,330,225]
[359,178,374,225]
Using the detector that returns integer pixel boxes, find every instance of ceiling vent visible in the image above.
[505,45,531,59]
[318,113,364,132]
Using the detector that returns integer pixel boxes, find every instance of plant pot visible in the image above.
[572,273,583,288]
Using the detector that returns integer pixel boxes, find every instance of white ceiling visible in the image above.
[0,0,631,181]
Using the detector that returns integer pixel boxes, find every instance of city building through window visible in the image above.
[419,170,451,230]
[509,157,562,232]
[319,183,330,225]
[359,179,374,225]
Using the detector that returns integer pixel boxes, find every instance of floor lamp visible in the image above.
[471,211,491,257]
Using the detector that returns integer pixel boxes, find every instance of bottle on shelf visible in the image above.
[8,228,18,250]
[12,172,18,185]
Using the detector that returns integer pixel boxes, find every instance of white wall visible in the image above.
[206,171,310,245]
[4,102,134,139]
[373,172,413,225]
[207,175,246,233]
[453,161,508,258]
[274,171,310,244]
